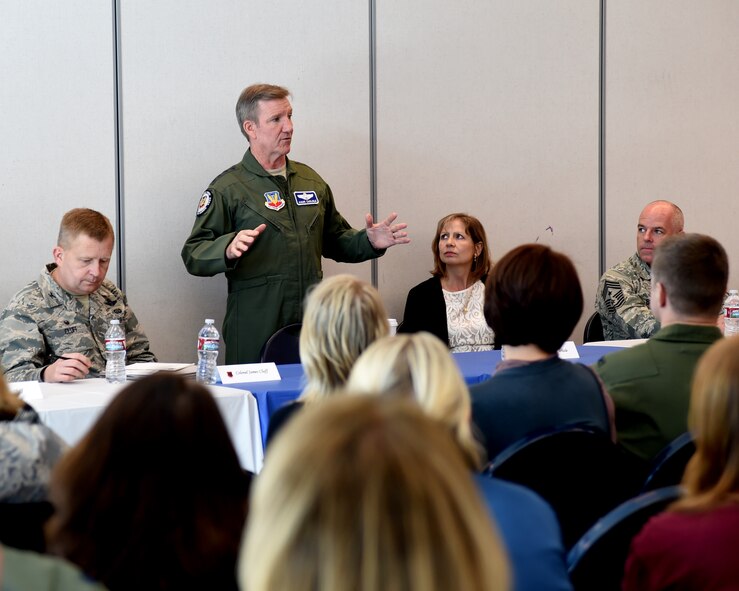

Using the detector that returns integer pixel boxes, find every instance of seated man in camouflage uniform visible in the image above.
[0,208,156,383]
[595,200,684,340]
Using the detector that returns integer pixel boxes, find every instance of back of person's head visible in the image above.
[57,208,114,248]
[241,395,509,591]
[431,213,492,282]
[485,243,583,353]
[651,233,728,318]
[675,337,739,511]
[46,373,249,591]
[0,371,23,418]
[235,83,290,138]
[300,274,389,401]
[347,332,484,469]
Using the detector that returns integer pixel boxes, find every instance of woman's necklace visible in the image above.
[462,283,475,314]
[443,277,476,315]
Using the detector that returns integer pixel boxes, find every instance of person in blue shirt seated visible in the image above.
[266,274,389,443]
[347,332,573,591]
[470,243,616,461]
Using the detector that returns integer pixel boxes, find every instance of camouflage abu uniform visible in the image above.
[0,264,156,382]
[595,253,660,340]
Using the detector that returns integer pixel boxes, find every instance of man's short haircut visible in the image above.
[644,200,685,233]
[235,84,291,140]
[58,208,114,248]
[484,243,583,354]
[651,233,728,317]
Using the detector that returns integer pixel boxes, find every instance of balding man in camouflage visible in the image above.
[0,208,156,382]
[595,200,684,340]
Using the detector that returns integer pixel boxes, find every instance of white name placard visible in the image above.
[557,341,580,359]
[217,363,281,384]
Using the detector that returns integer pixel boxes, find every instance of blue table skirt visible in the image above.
[225,346,625,448]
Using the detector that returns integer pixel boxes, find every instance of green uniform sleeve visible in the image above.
[320,185,384,263]
[181,188,239,277]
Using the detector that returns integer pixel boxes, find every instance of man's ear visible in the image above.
[655,281,668,307]
[52,245,64,265]
[243,120,256,140]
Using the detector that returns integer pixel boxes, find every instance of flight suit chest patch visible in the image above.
[264,191,286,211]
[294,191,319,206]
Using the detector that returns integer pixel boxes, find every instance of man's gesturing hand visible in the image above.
[226,224,267,260]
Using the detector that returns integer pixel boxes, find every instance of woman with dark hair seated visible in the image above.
[399,213,494,351]
[623,336,739,590]
[46,374,250,591]
[470,243,615,461]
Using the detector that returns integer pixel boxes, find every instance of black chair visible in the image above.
[259,323,302,364]
[487,425,636,549]
[583,312,605,343]
[567,485,682,591]
[641,432,695,492]
[0,501,54,552]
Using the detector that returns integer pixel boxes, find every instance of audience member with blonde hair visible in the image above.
[348,333,573,591]
[623,336,739,590]
[241,395,510,591]
[266,273,388,442]
[46,374,250,591]
[0,371,66,502]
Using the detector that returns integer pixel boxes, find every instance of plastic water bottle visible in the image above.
[724,290,739,337]
[197,319,220,384]
[105,319,126,383]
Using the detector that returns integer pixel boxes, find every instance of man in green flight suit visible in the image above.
[181,84,410,364]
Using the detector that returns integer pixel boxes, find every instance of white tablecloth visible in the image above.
[10,378,264,473]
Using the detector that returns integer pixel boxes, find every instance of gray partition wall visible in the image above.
[2,2,739,364]
[375,0,601,341]
[0,1,118,305]
[604,1,739,289]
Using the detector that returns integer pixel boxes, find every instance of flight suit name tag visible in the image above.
[294,191,319,206]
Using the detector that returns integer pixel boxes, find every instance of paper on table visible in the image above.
[557,341,580,359]
[125,362,197,378]
[582,339,647,348]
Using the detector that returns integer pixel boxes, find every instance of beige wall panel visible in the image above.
[605,1,739,291]
[0,1,116,311]
[376,0,601,341]
[120,1,371,362]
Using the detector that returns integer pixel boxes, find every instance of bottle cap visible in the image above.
[205,318,214,324]
[110,319,120,325]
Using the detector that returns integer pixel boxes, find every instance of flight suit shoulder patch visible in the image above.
[196,190,213,216]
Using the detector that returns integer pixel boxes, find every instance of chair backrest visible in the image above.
[567,485,682,591]
[488,425,635,549]
[0,501,54,552]
[583,312,604,343]
[641,432,695,493]
[259,323,302,365]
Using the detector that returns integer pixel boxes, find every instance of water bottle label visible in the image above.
[105,338,126,352]
[725,307,739,319]
[198,337,219,352]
